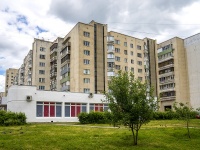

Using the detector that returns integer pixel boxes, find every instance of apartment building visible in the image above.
[184,33,200,110]
[5,68,18,96]
[157,37,189,111]
[50,37,63,91]
[60,21,107,94]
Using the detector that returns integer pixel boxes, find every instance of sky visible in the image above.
[0,0,200,92]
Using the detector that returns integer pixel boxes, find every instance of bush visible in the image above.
[0,110,27,126]
[78,111,112,124]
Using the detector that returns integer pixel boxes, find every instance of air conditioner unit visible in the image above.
[88,93,93,98]
[26,95,32,102]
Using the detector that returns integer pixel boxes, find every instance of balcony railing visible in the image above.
[60,76,70,83]
[160,87,175,92]
[50,56,57,62]
[107,67,115,72]
[159,72,174,78]
[159,79,175,84]
[160,96,176,101]
[61,68,70,75]
[158,55,174,63]
[107,58,115,63]
[159,64,174,71]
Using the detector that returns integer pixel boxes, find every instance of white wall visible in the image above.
[7,85,106,122]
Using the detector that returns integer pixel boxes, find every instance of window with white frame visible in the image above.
[115,48,120,53]
[39,78,45,83]
[39,86,45,90]
[131,51,134,55]
[40,47,45,52]
[130,43,133,48]
[124,58,128,63]
[124,42,127,47]
[125,66,128,71]
[39,70,45,74]
[83,78,90,83]
[83,88,90,93]
[107,53,114,58]
[36,102,62,117]
[84,50,90,56]
[124,50,128,55]
[115,65,120,70]
[89,103,109,112]
[83,41,90,46]
[131,59,134,64]
[115,56,120,62]
[83,31,90,37]
[65,103,87,117]
[131,67,134,73]
[138,69,142,73]
[137,45,141,50]
[39,54,45,59]
[39,62,45,67]
[83,69,90,74]
[137,53,142,58]
[84,59,90,65]
[137,61,142,66]
[115,40,120,44]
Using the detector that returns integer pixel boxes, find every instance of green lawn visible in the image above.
[0,119,200,150]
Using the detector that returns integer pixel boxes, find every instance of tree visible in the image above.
[173,102,195,139]
[104,71,158,145]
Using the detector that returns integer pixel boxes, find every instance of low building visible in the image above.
[7,85,107,122]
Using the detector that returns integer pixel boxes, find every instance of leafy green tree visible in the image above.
[104,71,158,145]
[173,102,195,139]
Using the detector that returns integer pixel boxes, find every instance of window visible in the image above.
[115,48,120,53]
[115,65,120,70]
[137,61,142,66]
[83,78,90,83]
[124,58,128,63]
[115,56,120,62]
[125,66,128,71]
[83,69,90,74]
[40,47,45,52]
[83,31,90,37]
[83,41,90,46]
[138,69,142,73]
[39,70,45,74]
[124,50,127,55]
[36,102,62,117]
[131,59,134,64]
[84,59,90,65]
[90,103,109,112]
[39,54,45,59]
[107,44,114,51]
[39,78,45,83]
[137,45,141,50]
[138,77,143,81]
[107,53,114,58]
[83,88,90,93]
[124,42,127,47]
[39,86,45,90]
[131,67,134,73]
[131,51,134,56]
[65,103,87,117]
[137,53,142,58]
[84,50,90,56]
[130,43,133,48]
[115,40,120,44]
[39,62,45,67]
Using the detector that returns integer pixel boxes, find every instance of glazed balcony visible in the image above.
[60,76,70,84]
[160,96,176,101]
[61,68,70,75]
[159,64,174,71]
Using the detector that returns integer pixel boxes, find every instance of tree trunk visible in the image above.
[186,120,191,139]
[131,125,138,145]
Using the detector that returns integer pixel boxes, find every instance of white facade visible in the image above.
[7,85,106,122]
[184,33,200,110]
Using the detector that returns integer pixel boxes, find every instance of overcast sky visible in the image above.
[0,0,200,92]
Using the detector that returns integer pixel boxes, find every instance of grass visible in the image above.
[0,119,200,150]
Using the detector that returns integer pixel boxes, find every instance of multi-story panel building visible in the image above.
[60,21,107,94]
[5,68,18,96]
[157,37,189,111]
[31,38,52,91]
[184,33,200,110]
[50,37,63,91]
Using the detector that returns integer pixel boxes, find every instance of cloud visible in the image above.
[0,75,5,92]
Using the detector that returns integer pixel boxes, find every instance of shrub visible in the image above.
[0,110,27,126]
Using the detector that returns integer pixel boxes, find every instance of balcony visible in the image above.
[28,64,32,68]
[107,36,114,43]
[159,71,174,78]
[159,64,174,71]
[61,85,70,91]
[159,79,175,85]
[107,67,115,72]
[51,63,57,68]
[107,58,115,63]
[60,76,70,83]
[27,78,32,82]
[160,87,175,93]
[50,72,57,78]
[50,56,57,62]
[61,68,70,75]
[160,96,176,101]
